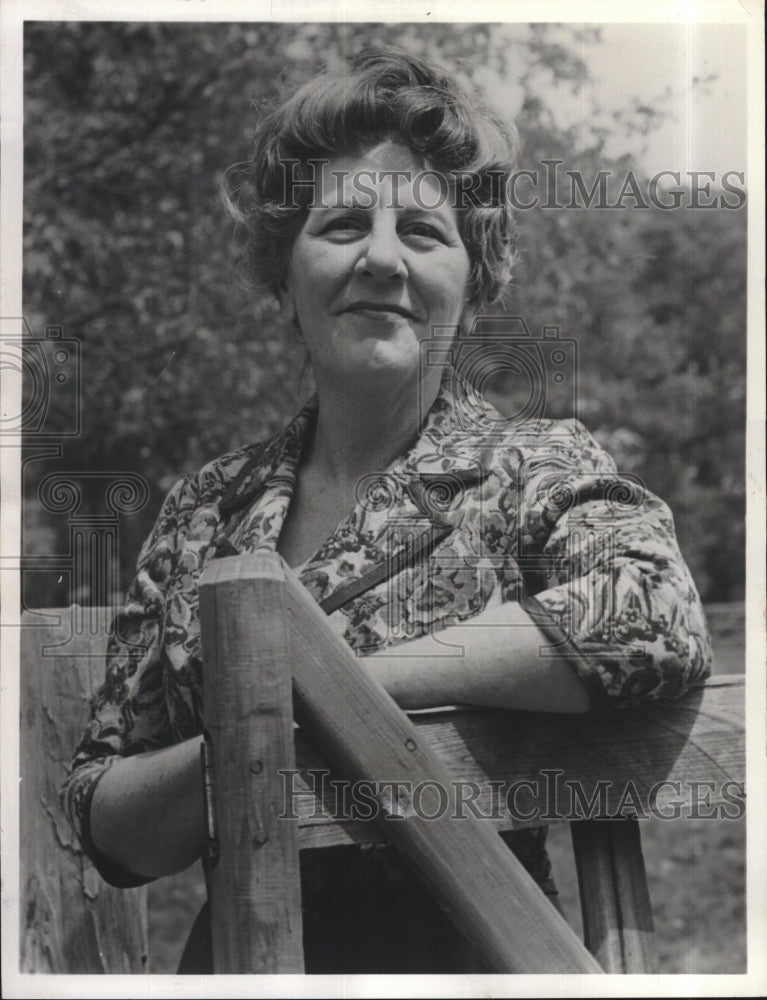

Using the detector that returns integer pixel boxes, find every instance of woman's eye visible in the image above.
[402,222,445,242]
[321,216,366,235]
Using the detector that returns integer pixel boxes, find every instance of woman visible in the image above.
[61,47,712,973]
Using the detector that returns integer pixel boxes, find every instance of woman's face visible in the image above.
[282,141,472,397]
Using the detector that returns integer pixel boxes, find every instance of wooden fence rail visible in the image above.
[199,555,601,973]
[19,566,744,974]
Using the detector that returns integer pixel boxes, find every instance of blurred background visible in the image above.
[20,21,747,973]
[22,20,746,612]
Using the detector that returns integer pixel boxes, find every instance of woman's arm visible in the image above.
[88,736,206,880]
[90,599,589,879]
[60,472,206,885]
[363,420,713,715]
[362,600,592,713]
[512,419,712,709]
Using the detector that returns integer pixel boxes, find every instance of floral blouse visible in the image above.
[60,370,712,892]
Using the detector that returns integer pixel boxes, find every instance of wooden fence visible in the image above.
[19,552,744,974]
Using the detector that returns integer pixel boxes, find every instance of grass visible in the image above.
[147,603,746,974]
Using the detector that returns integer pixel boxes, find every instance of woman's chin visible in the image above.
[314,337,422,388]
[343,344,425,386]
[311,322,454,399]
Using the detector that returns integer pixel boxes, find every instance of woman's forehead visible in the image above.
[311,140,454,213]
[331,140,426,175]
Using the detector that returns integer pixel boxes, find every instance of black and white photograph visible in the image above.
[1,2,763,995]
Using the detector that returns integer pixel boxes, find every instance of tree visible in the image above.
[21,21,745,605]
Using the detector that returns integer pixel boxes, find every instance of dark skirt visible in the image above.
[178,829,562,974]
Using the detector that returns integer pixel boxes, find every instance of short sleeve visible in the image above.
[59,471,199,885]
[518,420,713,709]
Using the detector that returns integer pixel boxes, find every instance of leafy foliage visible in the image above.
[21,22,745,606]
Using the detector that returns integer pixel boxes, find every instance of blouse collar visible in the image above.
[216,369,500,558]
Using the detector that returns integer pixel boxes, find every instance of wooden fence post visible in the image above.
[199,557,304,973]
[571,818,656,973]
[204,553,602,974]
[18,604,744,974]
[20,610,148,973]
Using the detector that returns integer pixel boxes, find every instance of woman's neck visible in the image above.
[308,371,442,486]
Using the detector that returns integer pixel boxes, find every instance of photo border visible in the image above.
[2,1,764,996]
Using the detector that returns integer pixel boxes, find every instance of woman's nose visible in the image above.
[356,219,408,280]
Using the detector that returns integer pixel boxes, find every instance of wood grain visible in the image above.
[19,601,744,973]
[19,612,148,974]
[199,557,304,973]
[289,676,744,848]
[264,553,601,973]
[571,818,656,973]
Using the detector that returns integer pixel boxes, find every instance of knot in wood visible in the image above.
[252,827,269,848]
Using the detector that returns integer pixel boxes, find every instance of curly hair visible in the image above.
[223,45,519,310]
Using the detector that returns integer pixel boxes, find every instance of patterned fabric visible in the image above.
[60,369,712,891]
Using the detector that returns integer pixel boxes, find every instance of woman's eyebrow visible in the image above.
[399,204,462,232]
[399,203,453,218]
[313,197,373,212]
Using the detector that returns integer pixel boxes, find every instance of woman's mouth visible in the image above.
[344,302,417,321]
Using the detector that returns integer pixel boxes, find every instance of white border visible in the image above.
[2,1,764,997]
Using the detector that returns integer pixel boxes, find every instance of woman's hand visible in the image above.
[360,601,592,714]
